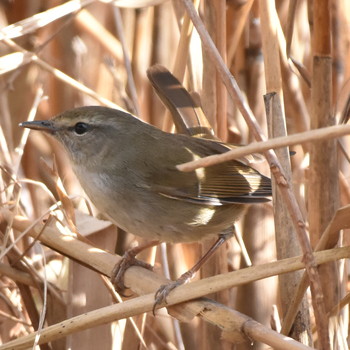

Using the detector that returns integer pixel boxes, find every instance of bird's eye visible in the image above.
[74,122,89,135]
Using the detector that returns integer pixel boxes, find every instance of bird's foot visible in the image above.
[153,270,193,314]
[111,250,153,295]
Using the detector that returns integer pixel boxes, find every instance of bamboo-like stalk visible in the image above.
[308,1,338,348]
[0,291,317,350]
[281,204,350,335]
[260,0,311,343]
[198,3,228,348]
[181,0,329,345]
[265,93,312,343]
[2,210,350,350]
[204,5,229,348]
[200,1,217,132]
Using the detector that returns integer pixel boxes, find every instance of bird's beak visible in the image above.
[19,120,57,134]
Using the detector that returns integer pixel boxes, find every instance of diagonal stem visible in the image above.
[181,0,328,346]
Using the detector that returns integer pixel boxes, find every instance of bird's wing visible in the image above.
[146,133,272,206]
[152,160,271,206]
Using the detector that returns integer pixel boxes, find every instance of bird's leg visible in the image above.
[111,240,160,294]
[153,227,234,313]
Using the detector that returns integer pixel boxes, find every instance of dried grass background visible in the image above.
[0,0,350,349]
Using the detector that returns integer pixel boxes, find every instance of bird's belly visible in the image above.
[104,194,244,243]
[75,168,245,243]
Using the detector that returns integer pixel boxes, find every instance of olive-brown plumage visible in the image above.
[21,106,271,244]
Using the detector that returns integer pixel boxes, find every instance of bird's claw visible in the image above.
[111,252,153,295]
[152,281,181,315]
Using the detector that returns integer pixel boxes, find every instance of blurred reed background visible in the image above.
[0,0,350,349]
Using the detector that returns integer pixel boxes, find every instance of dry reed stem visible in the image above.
[160,0,202,135]
[214,0,227,141]
[161,3,194,132]
[281,204,350,335]
[2,210,350,350]
[260,0,283,95]
[4,209,347,299]
[308,1,336,348]
[0,310,32,327]
[113,7,140,115]
[177,124,350,172]
[285,0,297,57]
[0,0,94,40]
[260,0,309,340]
[181,0,329,344]
[75,9,124,63]
[265,92,310,342]
[112,0,169,8]
[0,263,36,287]
[275,3,310,135]
[0,0,169,41]
[227,0,254,65]
[1,38,123,110]
[0,292,316,350]
[172,0,198,80]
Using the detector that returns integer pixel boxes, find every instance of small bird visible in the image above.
[21,106,271,308]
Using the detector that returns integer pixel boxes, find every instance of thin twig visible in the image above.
[177,123,350,172]
[3,210,348,350]
[1,38,123,111]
